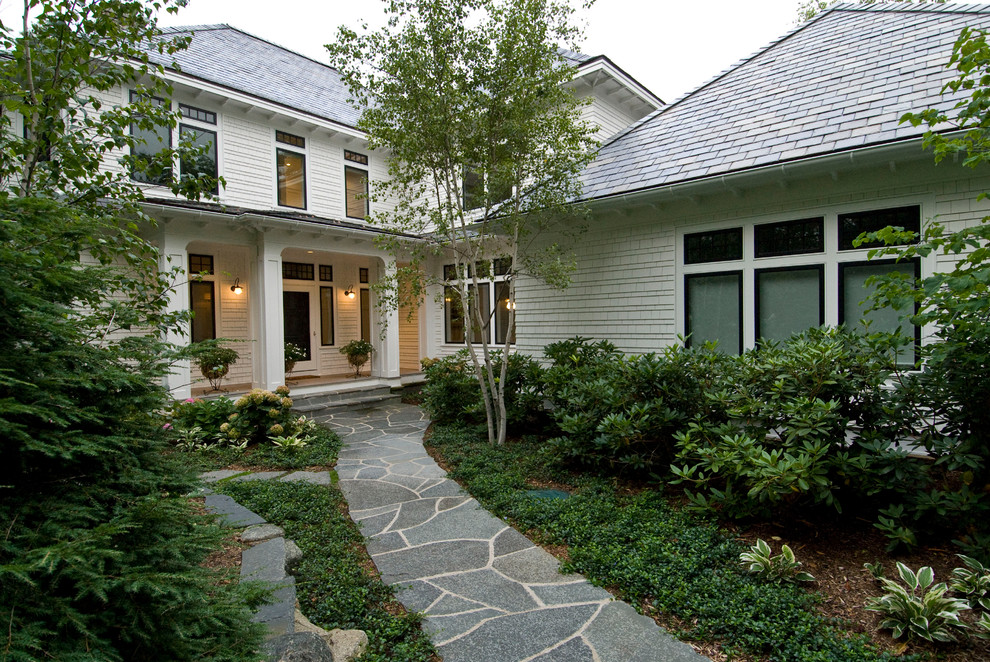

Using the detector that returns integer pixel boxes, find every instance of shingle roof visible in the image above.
[579,3,990,201]
[148,25,363,129]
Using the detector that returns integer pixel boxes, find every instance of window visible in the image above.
[680,204,923,354]
[462,166,511,212]
[684,228,743,264]
[129,91,171,185]
[179,124,218,193]
[189,254,214,275]
[180,103,216,125]
[839,259,920,364]
[275,132,306,209]
[345,165,368,219]
[320,287,334,346]
[442,261,511,345]
[189,281,216,343]
[839,206,920,250]
[319,265,333,282]
[685,272,742,354]
[359,267,369,284]
[282,262,314,280]
[755,265,824,342]
[754,217,823,258]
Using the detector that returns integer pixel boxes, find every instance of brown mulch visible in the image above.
[192,498,246,578]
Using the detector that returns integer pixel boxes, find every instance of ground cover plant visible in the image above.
[214,479,438,662]
[425,426,910,662]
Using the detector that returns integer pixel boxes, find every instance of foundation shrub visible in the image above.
[168,396,236,433]
[541,337,729,474]
[420,349,544,431]
[670,327,924,518]
[222,386,299,444]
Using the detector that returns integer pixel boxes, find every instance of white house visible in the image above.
[126,3,990,399]
[130,25,660,398]
[513,3,990,363]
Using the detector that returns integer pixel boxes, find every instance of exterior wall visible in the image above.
[514,156,990,358]
[578,92,645,141]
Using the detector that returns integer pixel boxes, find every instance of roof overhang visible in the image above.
[570,56,663,115]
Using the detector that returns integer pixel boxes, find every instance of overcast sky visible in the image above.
[2,1,989,102]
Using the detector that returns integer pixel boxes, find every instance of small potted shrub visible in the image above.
[284,341,307,376]
[339,338,374,378]
[188,339,239,391]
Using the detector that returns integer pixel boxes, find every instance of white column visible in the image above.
[252,238,286,390]
[374,258,402,378]
[160,232,191,399]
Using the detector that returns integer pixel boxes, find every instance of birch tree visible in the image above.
[329,0,597,445]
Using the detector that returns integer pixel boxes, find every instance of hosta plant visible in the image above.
[739,538,815,583]
[865,562,971,642]
[950,554,990,610]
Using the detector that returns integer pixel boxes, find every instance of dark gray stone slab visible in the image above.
[355,510,399,537]
[493,547,572,585]
[375,540,490,584]
[354,466,388,480]
[366,531,408,555]
[430,569,539,614]
[262,631,334,661]
[428,593,488,616]
[401,501,507,546]
[338,479,418,511]
[584,601,705,662]
[425,609,503,643]
[437,604,599,662]
[395,580,443,612]
[252,577,296,637]
[200,469,243,482]
[531,582,612,606]
[390,498,442,531]
[205,493,265,527]
[232,471,285,482]
[242,523,285,543]
[242,537,289,582]
[493,527,532,557]
[379,474,431,491]
[280,471,332,485]
[419,480,467,498]
[530,636,596,662]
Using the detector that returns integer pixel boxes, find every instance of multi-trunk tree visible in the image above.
[329,0,598,446]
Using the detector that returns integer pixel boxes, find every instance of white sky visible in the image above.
[2,1,989,102]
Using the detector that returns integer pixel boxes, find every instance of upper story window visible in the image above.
[178,103,218,194]
[129,91,171,186]
[462,166,512,212]
[684,227,743,264]
[276,131,307,209]
[838,206,920,250]
[754,217,824,258]
[344,150,369,219]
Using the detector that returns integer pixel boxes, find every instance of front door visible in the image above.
[283,290,317,373]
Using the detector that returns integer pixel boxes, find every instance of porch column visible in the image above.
[252,238,286,390]
[375,258,401,379]
[159,233,191,399]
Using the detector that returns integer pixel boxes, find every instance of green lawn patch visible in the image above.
[427,425,905,662]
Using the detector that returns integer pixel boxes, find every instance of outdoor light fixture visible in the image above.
[344,287,356,299]
[230,278,243,295]
[505,300,516,310]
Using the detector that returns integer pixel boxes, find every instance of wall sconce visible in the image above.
[344,287,356,299]
[505,300,516,310]
[230,278,243,295]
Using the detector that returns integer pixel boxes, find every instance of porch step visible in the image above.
[291,384,402,416]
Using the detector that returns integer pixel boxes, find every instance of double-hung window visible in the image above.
[344,150,369,219]
[276,131,307,209]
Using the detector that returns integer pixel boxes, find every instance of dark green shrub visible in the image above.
[168,396,236,434]
[670,327,924,518]
[188,339,240,391]
[420,349,544,431]
[541,338,717,474]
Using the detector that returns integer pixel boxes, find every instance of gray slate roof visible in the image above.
[149,25,363,129]
[580,3,990,201]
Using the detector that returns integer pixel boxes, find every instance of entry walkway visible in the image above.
[327,402,706,662]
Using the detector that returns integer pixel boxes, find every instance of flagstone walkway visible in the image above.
[325,402,706,662]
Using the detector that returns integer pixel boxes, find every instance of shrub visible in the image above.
[865,562,971,642]
[670,327,923,518]
[420,349,544,432]
[188,339,240,391]
[222,386,302,444]
[168,396,236,434]
[541,337,723,475]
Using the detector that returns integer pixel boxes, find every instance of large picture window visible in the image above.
[680,204,923,355]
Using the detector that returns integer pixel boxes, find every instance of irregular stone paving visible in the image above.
[328,402,706,662]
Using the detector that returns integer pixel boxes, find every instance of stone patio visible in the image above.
[326,402,707,662]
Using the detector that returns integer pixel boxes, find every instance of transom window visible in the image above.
[319,265,333,282]
[276,131,305,148]
[180,103,216,125]
[282,262,314,280]
[754,217,824,258]
[189,254,214,275]
[839,206,920,251]
[684,228,743,265]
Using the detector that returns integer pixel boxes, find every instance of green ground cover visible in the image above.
[427,425,903,662]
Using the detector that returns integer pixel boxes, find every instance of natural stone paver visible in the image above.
[280,470,333,485]
[327,401,708,662]
[204,494,265,527]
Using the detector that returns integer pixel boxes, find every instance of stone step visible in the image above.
[291,385,396,412]
[307,393,403,419]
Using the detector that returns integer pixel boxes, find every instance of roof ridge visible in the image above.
[165,23,343,75]
[829,1,990,15]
